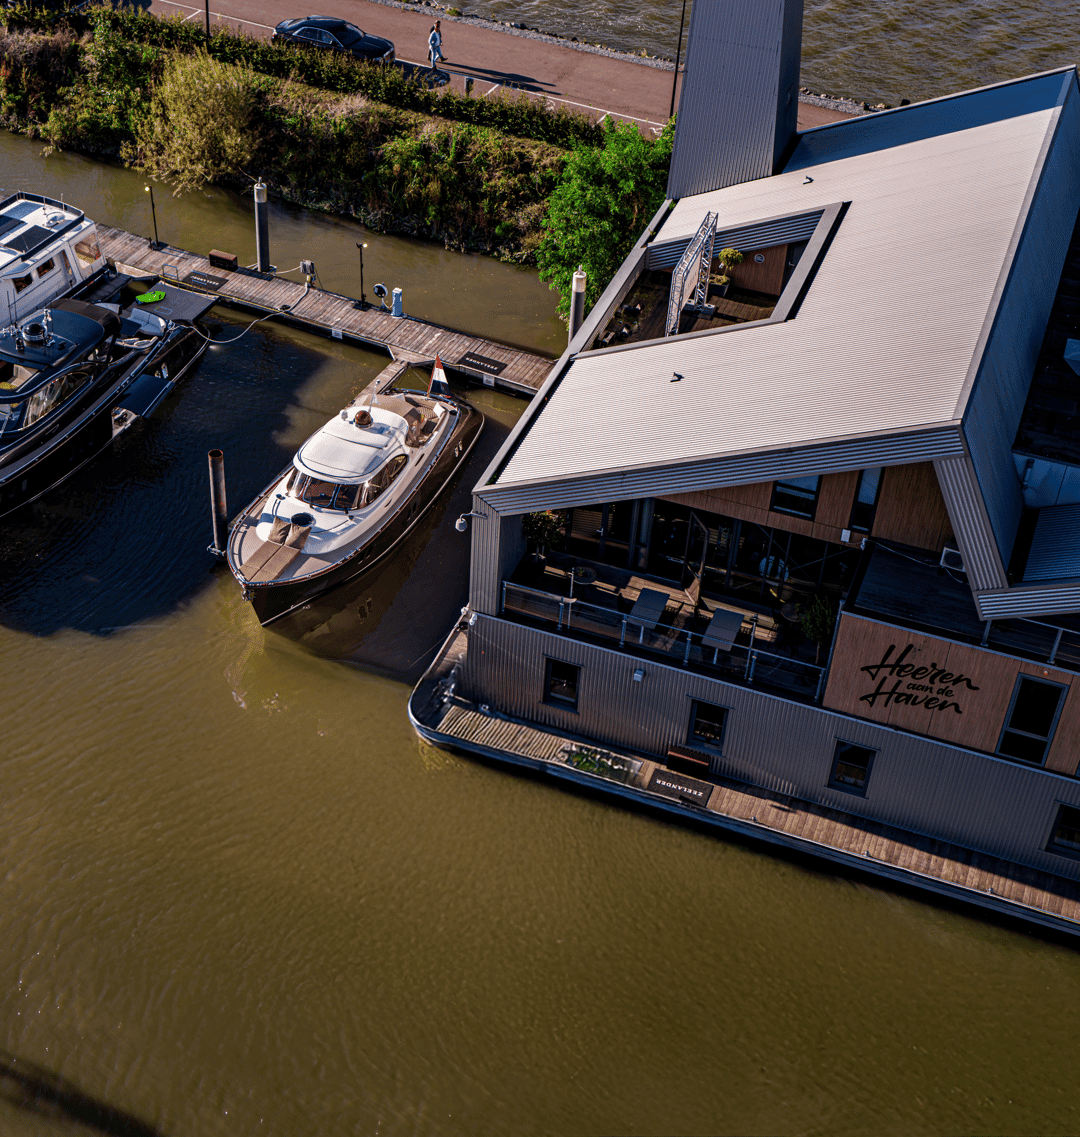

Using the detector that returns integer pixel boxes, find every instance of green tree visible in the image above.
[536,118,674,321]
[800,594,838,664]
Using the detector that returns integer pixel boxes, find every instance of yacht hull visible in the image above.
[0,325,205,520]
[235,402,484,626]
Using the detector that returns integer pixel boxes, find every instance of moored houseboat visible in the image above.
[408,0,1080,939]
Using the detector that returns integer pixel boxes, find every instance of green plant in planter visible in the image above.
[715,246,743,288]
[522,510,565,555]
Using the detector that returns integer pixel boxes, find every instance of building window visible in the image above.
[849,467,883,533]
[771,475,820,520]
[688,699,728,751]
[828,740,875,795]
[543,658,580,711]
[997,676,1066,765]
[1048,804,1080,857]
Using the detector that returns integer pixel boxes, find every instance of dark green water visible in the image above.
[2,132,1080,1137]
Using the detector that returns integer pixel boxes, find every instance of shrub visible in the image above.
[131,49,268,191]
[536,118,674,320]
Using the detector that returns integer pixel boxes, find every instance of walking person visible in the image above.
[428,20,444,68]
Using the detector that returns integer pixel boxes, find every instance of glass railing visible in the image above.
[501,581,827,701]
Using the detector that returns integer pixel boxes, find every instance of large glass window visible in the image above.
[688,699,728,751]
[828,740,876,794]
[1048,804,1080,857]
[771,475,820,519]
[543,659,580,710]
[997,677,1066,765]
[23,367,93,428]
[849,467,883,533]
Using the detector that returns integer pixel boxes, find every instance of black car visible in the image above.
[272,16,395,63]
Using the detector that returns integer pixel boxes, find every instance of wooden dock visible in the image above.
[95,225,553,396]
[410,630,1080,940]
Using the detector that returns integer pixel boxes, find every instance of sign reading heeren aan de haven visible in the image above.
[858,643,979,715]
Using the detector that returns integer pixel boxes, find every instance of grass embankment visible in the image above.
[0,4,673,284]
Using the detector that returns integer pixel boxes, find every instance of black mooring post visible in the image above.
[670,0,687,120]
[208,449,227,557]
[204,0,211,41]
[254,182,270,273]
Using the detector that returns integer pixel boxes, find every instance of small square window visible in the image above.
[543,658,580,711]
[771,475,820,520]
[1048,804,1080,857]
[12,274,31,293]
[997,676,1066,766]
[36,257,55,279]
[828,740,875,795]
[688,699,727,751]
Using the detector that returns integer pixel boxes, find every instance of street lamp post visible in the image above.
[144,184,160,249]
[669,0,688,120]
[354,241,368,309]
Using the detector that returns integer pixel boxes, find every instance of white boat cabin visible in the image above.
[256,398,452,553]
[0,194,106,328]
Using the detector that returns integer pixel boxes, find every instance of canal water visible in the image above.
[463,0,1080,109]
[3,129,1080,1137]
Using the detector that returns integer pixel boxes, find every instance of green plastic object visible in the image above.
[135,290,166,305]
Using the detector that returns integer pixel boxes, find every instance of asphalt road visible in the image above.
[147,0,851,131]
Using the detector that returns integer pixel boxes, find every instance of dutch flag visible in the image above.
[428,354,451,398]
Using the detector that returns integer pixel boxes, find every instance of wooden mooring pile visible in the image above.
[96,225,553,396]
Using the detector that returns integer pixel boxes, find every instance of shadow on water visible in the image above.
[0,1048,162,1136]
[0,312,387,637]
[268,377,519,682]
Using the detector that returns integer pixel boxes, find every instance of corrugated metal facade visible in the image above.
[976,583,1080,619]
[469,503,524,616]
[478,429,965,514]
[1021,502,1080,580]
[667,0,803,200]
[462,614,1080,879]
[933,455,1009,589]
[961,72,1080,568]
[645,210,822,271]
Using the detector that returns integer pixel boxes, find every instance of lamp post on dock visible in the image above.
[354,242,367,309]
[144,184,161,250]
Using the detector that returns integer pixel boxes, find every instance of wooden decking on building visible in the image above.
[427,699,1080,937]
[95,225,553,395]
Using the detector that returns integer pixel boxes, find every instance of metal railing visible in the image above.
[980,617,1080,672]
[501,581,827,701]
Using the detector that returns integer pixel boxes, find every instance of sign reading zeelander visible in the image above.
[858,643,979,714]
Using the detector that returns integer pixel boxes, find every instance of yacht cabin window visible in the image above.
[290,454,408,511]
[12,274,32,293]
[36,257,55,279]
[0,361,40,391]
[23,366,93,428]
[73,238,101,264]
[361,454,408,506]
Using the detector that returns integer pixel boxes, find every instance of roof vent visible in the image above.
[21,320,46,344]
[939,545,965,573]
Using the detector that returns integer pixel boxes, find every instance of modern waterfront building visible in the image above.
[411,36,1080,933]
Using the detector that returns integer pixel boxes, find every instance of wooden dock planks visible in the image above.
[430,700,1080,935]
[95,225,553,396]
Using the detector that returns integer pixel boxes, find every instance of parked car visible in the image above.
[272,16,395,63]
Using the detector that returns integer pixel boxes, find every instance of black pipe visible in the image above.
[208,449,227,557]
[670,0,688,120]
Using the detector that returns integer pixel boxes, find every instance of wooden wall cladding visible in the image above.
[825,612,1080,775]
[717,244,788,297]
[871,462,954,552]
[664,471,860,545]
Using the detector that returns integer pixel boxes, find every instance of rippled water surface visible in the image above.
[2,123,1080,1135]
[462,0,1080,106]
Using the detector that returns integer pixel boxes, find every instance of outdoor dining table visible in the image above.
[627,588,670,643]
[701,607,745,663]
